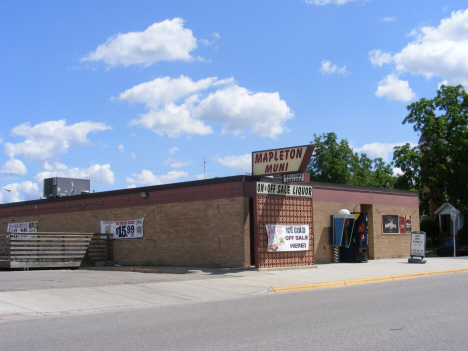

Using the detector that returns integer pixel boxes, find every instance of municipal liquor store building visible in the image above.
[0,175,419,269]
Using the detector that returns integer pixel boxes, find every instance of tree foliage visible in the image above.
[308,132,395,188]
[399,85,468,210]
[393,143,430,215]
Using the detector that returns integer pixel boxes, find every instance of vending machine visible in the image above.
[331,212,368,263]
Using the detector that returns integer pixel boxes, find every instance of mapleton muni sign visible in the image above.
[252,145,315,177]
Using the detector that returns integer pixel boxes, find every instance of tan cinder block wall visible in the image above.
[370,204,420,259]
[313,202,420,262]
[312,202,361,263]
[3,197,251,267]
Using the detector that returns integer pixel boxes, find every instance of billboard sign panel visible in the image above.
[256,182,312,197]
[266,224,309,252]
[101,218,144,239]
[283,173,305,183]
[7,222,38,233]
[252,145,314,176]
[410,232,426,257]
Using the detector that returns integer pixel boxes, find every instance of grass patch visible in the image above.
[425,247,438,257]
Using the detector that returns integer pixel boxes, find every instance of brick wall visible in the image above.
[312,184,419,263]
[0,197,251,267]
[0,177,420,267]
[312,201,361,263]
[0,178,253,267]
[370,204,420,259]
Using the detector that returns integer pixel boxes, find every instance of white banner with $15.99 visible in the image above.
[101,218,144,239]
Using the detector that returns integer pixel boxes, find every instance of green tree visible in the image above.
[370,157,395,188]
[308,132,354,184]
[350,152,373,186]
[308,132,396,188]
[402,85,468,210]
[392,143,430,215]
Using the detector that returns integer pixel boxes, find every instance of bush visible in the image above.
[458,226,468,240]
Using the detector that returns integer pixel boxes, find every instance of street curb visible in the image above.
[272,267,468,293]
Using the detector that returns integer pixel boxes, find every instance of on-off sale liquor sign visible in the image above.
[252,145,315,177]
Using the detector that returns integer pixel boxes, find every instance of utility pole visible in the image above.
[204,157,207,179]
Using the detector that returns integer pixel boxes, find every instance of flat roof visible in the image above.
[0,175,417,210]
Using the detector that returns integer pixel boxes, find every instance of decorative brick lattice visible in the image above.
[256,195,314,268]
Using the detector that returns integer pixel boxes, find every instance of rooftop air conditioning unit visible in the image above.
[43,177,91,198]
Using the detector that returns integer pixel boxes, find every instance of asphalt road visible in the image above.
[2,272,467,351]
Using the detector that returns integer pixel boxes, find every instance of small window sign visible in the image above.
[283,173,304,183]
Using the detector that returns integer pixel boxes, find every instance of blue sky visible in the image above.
[1,0,468,203]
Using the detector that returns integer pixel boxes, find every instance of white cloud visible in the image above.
[118,75,225,107]
[43,161,68,172]
[130,152,136,159]
[164,157,192,168]
[34,163,115,185]
[319,60,349,75]
[369,49,393,67]
[305,0,355,5]
[193,85,292,138]
[0,181,41,203]
[354,142,417,162]
[393,9,468,85]
[0,162,117,203]
[81,18,197,67]
[118,144,124,152]
[214,154,252,174]
[0,159,27,175]
[382,17,395,22]
[4,120,111,162]
[126,170,188,186]
[393,167,404,176]
[130,102,213,138]
[164,147,191,168]
[122,76,293,139]
[375,74,416,102]
[200,32,221,46]
[374,10,468,87]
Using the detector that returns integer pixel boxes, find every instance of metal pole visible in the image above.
[453,218,456,259]
[204,157,206,179]
[451,209,457,259]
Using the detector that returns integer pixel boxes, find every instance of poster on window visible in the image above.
[382,215,399,234]
[383,215,411,234]
[266,224,309,252]
[404,215,412,233]
[100,219,144,239]
[7,221,38,233]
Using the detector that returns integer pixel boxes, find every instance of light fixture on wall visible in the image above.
[140,192,148,198]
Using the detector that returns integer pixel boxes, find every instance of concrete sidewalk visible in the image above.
[1,257,468,322]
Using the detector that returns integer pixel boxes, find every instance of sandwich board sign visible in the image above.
[410,231,426,259]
